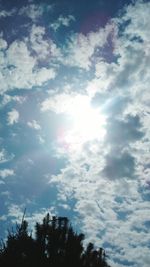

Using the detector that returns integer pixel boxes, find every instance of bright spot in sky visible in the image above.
[63,95,106,148]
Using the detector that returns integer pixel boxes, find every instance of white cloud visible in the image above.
[29,24,62,60]
[19,4,53,22]
[7,204,56,231]
[0,214,7,220]
[46,2,150,267]
[41,92,76,113]
[50,159,150,266]
[34,67,56,85]
[0,169,15,179]
[0,40,35,92]
[1,94,26,107]
[117,0,150,43]
[0,1,149,267]
[50,15,75,31]
[0,8,16,18]
[7,109,19,125]
[19,4,43,21]
[0,35,7,50]
[38,135,45,144]
[7,204,25,223]
[29,25,50,59]
[0,38,56,94]
[64,23,116,70]
[27,120,41,130]
[0,148,14,163]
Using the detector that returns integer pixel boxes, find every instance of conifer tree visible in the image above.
[0,213,110,267]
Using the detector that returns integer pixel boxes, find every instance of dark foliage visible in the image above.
[0,213,110,267]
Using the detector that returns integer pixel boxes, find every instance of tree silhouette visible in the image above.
[0,213,110,267]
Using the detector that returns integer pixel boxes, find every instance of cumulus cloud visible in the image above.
[46,1,150,266]
[0,169,15,179]
[116,0,150,43]
[63,23,116,70]
[7,109,19,125]
[29,24,61,60]
[0,22,61,95]
[0,35,7,50]
[0,1,149,267]
[0,38,56,94]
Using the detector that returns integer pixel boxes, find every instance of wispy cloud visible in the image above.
[19,3,53,22]
[50,15,75,31]
[27,120,41,130]
[19,4,44,21]
[0,149,14,164]
[37,135,45,144]
[0,8,16,18]
[1,94,26,107]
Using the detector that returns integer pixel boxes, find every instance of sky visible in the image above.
[0,0,150,266]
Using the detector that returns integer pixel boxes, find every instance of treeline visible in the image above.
[0,213,110,267]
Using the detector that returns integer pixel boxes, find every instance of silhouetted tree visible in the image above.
[0,213,111,267]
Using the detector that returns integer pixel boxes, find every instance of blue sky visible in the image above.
[0,0,150,266]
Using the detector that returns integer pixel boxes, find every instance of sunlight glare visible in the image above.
[63,95,106,148]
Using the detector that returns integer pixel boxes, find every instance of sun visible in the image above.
[62,95,106,149]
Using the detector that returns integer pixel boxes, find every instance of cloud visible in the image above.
[37,135,45,144]
[6,204,26,223]
[116,0,150,43]
[0,8,16,18]
[1,94,26,107]
[19,4,53,22]
[27,120,41,130]
[105,115,144,147]
[0,1,149,267]
[102,151,135,180]
[0,18,60,95]
[41,92,77,113]
[0,169,15,179]
[7,109,19,125]
[0,38,56,94]
[50,15,75,31]
[0,148,14,163]
[19,4,44,21]
[0,35,7,50]
[6,204,56,231]
[63,23,116,70]
[29,24,61,60]
[46,2,150,267]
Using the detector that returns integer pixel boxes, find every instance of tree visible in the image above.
[0,213,110,267]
